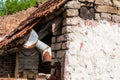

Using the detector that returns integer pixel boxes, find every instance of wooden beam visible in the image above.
[15,53,19,78]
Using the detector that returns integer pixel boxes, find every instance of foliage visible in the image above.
[0,0,45,16]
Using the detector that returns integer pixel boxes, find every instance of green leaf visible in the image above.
[0,0,45,16]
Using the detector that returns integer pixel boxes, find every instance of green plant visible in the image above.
[0,0,45,16]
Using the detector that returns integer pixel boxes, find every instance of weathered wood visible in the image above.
[0,0,67,51]
[0,48,19,55]
[7,48,19,54]
[15,53,19,78]
[23,70,36,78]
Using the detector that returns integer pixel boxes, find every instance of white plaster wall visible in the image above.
[64,18,120,80]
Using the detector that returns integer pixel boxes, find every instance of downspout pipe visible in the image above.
[36,40,52,63]
[23,29,52,63]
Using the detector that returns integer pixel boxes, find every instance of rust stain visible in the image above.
[85,31,88,35]
[49,74,56,80]
[85,20,97,27]
[80,42,83,50]
[43,51,52,63]
[85,20,92,26]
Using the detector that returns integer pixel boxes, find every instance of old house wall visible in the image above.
[0,7,37,77]
[0,54,16,77]
[51,0,120,80]
[0,0,120,79]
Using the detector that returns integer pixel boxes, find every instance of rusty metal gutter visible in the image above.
[23,29,52,63]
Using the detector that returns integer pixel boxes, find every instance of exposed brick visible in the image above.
[79,0,94,2]
[52,51,56,58]
[112,15,120,23]
[95,5,118,14]
[52,43,62,51]
[62,26,71,34]
[62,26,73,34]
[113,0,120,7]
[56,50,66,58]
[63,9,79,17]
[78,0,85,2]
[52,37,56,43]
[66,33,75,42]
[57,35,67,42]
[53,30,61,36]
[95,13,101,20]
[62,27,67,34]
[64,1,81,9]
[86,0,94,2]
[56,43,62,50]
[95,0,112,5]
[117,8,120,16]
[51,44,56,51]
[101,13,111,21]
[62,42,70,50]
[63,17,80,26]
[51,59,58,66]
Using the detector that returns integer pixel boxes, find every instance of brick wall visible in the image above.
[78,0,120,22]
[51,0,120,80]
[50,16,64,80]
[0,0,120,79]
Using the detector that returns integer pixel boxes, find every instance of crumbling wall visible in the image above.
[51,0,120,80]
[78,0,120,22]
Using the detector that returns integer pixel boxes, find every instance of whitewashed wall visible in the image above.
[64,18,120,80]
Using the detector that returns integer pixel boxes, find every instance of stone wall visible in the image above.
[51,0,120,80]
[78,0,120,22]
